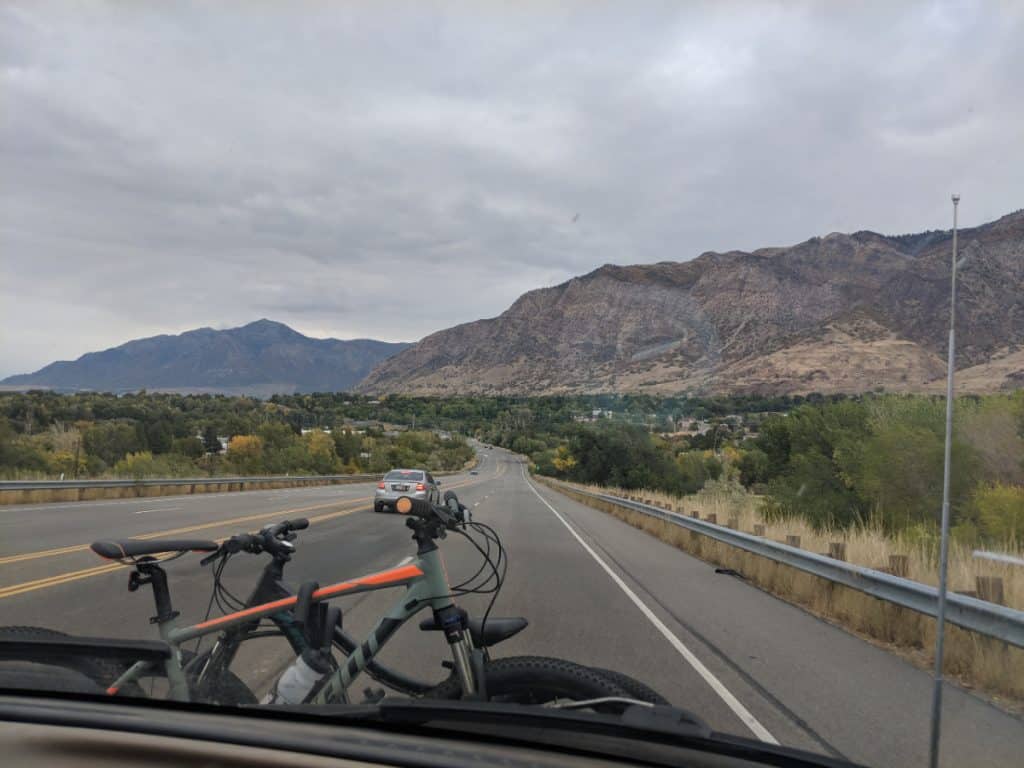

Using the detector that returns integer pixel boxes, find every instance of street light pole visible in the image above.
[928,193,959,768]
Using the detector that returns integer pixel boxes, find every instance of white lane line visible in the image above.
[523,470,778,744]
[134,507,180,514]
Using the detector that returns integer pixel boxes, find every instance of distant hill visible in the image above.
[358,209,1024,396]
[2,320,411,397]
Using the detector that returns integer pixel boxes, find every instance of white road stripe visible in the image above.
[523,469,778,744]
[134,507,180,514]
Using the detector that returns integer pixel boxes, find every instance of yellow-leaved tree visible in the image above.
[228,435,264,474]
[552,445,576,473]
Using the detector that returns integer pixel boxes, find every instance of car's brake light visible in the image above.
[415,482,425,491]
[377,481,385,489]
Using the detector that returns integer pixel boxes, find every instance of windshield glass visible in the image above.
[1,3,1022,768]
[385,470,425,481]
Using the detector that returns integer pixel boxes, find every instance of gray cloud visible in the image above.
[2,0,1022,376]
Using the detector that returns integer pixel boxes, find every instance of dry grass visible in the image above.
[577,480,1023,611]
[540,477,1024,704]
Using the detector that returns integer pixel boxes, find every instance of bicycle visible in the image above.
[1,491,665,709]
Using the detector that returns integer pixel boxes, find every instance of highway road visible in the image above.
[1,446,1021,767]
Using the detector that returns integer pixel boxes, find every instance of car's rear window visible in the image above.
[385,470,424,481]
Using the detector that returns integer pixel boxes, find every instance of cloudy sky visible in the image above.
[2,1,1022,377]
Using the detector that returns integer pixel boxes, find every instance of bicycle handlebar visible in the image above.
[395,492,470,529]
[200,517,308,566]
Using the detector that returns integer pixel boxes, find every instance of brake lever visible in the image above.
[200,548,224,567]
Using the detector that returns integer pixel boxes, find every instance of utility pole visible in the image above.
[928,193,959,768]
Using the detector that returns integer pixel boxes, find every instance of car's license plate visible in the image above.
[392,484,408,491]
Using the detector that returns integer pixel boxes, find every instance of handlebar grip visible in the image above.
[394,496,434,518]
[287,518,310,531]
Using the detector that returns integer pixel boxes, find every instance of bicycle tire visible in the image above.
[589,667,668,705]
[0,662,105,695]
[183,650,258,706]
[0,626,131,692]
[423,655,632,712]
[0,626,255,705]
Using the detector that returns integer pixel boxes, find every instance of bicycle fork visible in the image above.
[433,603,485,699]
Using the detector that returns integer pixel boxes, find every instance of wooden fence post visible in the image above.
[786,535,801,548]
[888,555,909,577]
[976,576,1005,605]
[828,542,847,561]
[753,524,765,537]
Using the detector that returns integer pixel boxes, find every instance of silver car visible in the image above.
[374,468,441,513]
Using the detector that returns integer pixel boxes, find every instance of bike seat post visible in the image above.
[131,558,179,625]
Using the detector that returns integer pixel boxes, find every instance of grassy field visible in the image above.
[541,477,1024,705]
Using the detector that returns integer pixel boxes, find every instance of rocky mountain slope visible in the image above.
[359,210,1024,395]
[2,320,410,397]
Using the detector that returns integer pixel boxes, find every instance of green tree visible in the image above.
[145,419,174,454]
[737,448,770,487]
[202,426,222,454]
[676,452,708,494]
[333,429,362,464]
[972,483,1024,544]
[850,398,981,531]
[171,436,205,459]
[83,422,142,467]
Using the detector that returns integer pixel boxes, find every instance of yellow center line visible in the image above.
[0,495,374,567]
[0,475,483,601]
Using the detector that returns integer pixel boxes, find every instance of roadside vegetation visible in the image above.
[0,391,473,478]
[520,393,1024,553]
[2,389,1021,553]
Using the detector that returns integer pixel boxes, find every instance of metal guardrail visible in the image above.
[550,481,1024,649]
[973,550,1024,567]
[0,474,379,490]
[0,467,470,492]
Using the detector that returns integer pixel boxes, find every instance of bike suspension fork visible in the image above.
[433,603,480,698]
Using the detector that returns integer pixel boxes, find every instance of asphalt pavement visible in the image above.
[1,447,1020,767]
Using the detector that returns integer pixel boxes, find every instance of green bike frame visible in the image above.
[108,539,476,703]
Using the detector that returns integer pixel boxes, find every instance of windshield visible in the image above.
[1,3,1022,768]
[385,470,426,482]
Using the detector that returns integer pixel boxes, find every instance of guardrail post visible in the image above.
[976,576,1005,606]
[889,555,909,577]
[690,510,700,518]
[829,542,847,561]
[727,516,739,530]
[705,513,717,525]
[754,524,765,537]
[786,535,801,548]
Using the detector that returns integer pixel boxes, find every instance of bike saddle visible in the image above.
[91,538,220,560]
[419,610,528,648]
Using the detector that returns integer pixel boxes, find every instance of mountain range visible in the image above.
[359,209,1024,396]
[5,210,1023,397]
[1,320,410,397]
